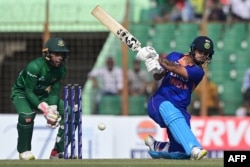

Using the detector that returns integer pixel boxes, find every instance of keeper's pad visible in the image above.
[17,112,36,153]
[159,101,201,155]
[18,112,36,124]
[149,151,190,159]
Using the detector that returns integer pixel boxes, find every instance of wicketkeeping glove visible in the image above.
[136,46,159,61]
[46,105,61,128]
[145,58,164,74]
[46,116,61,129]
[38,102,61,124]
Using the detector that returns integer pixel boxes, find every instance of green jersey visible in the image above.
[11,57,66,107]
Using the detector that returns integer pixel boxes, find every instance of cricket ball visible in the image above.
[98,123,106,131]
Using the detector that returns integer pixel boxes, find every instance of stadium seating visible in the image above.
[129,0,151,23]
[98,95,122,115]
[241,27,250,51]
[129,23,151,47]
[219,80,242,115]
[208,49,231,83]
[150,23,176,53]
[0,0,127,32]
[206,22,224,48]
[139,8,159,23]
[231,50,250,82]
[128,96,147,115]
[173,23,200,53]
[219,23,247,51]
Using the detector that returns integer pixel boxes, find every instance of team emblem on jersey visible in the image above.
[57,40,65,46]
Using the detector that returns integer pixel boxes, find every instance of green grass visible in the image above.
[0,159,223,167]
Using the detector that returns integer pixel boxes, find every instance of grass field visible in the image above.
[0,158,223,167]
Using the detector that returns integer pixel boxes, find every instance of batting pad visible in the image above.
[148,151,190,159]
[159,101,201,155]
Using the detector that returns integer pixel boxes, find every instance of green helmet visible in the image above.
[43,37,69,53]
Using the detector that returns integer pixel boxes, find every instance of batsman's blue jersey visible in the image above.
[148,52,204,127]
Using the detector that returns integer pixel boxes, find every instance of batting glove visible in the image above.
[145,58,164,74]
[136,46,159,61]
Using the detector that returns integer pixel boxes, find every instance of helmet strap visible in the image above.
[43,51,56,67]
[44,52,51,60]
[190,46,200,65]
[190,47,205,66]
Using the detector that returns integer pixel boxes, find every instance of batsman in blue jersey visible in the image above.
[136,36,214,160]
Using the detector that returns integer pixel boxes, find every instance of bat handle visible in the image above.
[134,46,141,52]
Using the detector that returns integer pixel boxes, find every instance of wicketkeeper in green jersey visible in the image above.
[11,37,73,160]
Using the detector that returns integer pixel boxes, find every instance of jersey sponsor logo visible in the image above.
[169,77,188,90]
[27,71,37,78]
[169,72,187,82]
[38,76,45,81]
[168,70,188,89]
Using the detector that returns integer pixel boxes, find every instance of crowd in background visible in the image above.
[88,57,152,115]
[148,0,250,23]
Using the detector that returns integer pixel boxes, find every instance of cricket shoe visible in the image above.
[49,149,64,159]
[144,135,169,152]
[19,151,35,160]
[191,147,208,160]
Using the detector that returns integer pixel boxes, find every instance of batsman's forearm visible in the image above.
[158,58,188,79]
[153,72,165,81]
[159,58,179,71]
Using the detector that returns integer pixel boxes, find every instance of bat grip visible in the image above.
[134,46,141,52]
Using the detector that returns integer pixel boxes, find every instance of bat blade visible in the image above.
[91,5,141,51]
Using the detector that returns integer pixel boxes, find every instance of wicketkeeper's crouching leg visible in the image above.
[17,112,36,160]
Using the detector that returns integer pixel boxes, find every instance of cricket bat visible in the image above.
[91,5,141,51]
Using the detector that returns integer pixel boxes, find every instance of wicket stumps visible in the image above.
[63,84,82,159]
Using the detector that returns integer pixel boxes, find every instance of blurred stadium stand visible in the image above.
[0,0,250,116]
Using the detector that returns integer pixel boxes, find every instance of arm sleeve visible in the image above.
[24,64,41,107]
[47,81,61,105]
[186,66,204,85]
[88,68,101,78]
[48,68,66,105]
